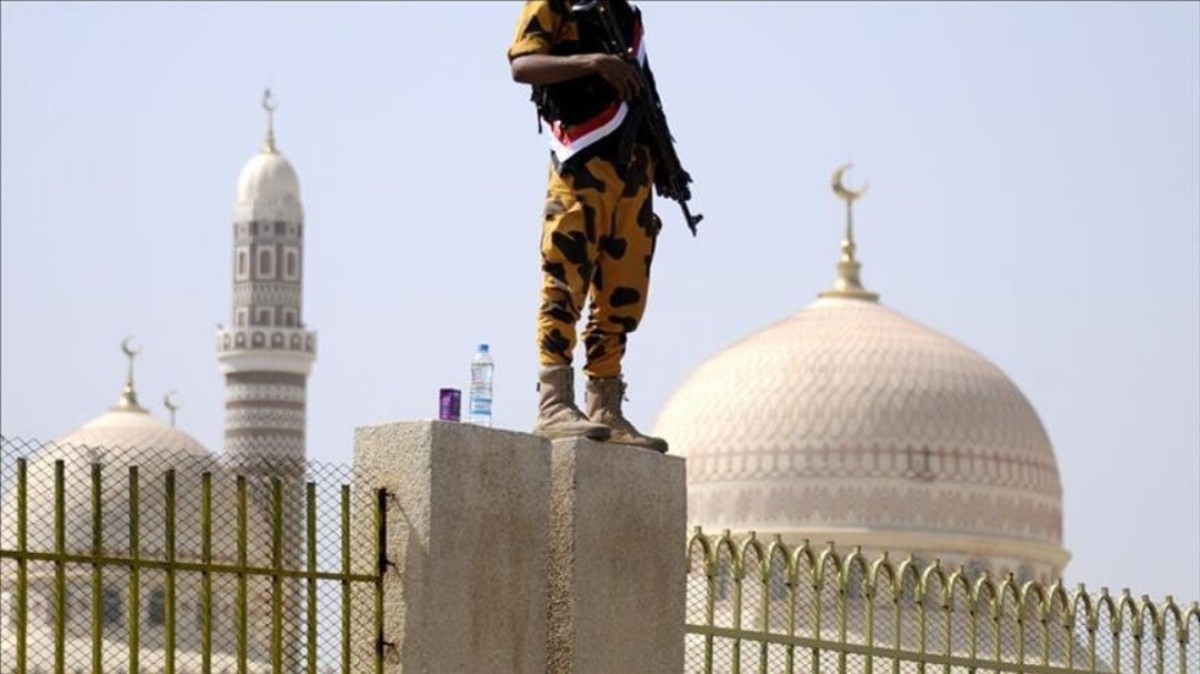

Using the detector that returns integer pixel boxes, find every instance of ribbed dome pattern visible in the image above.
[653,296,1064,551]
[58,407,213,458]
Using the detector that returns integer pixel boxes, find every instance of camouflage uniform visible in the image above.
[509,0,660,380]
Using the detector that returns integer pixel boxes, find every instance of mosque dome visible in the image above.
[1,346,269,567]
[653,167,1068,577]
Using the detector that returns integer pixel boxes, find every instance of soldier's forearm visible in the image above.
[510,53,598,86]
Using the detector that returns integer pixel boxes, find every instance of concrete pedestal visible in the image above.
[354,421,550,673]
[547,438,687,674]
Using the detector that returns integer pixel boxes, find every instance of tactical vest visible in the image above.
[532,0,646,167]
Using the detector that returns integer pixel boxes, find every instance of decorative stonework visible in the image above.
[224,407,306,432]
[224,382,307,405]
[688,443,1061,493]
[689,481,1062,542]
[222,434,305,461]
[216,328,315,354]
[218,130,315,489]
[234,282,302,307]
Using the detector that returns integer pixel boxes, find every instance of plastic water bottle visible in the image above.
[467,343,494,426]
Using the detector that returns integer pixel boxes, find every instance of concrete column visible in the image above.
[547,438,687,674]
[353,421,550,673]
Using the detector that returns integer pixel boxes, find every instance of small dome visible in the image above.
[653,296,1068,573]
[236,151,301,206]
[2,407,269,566]
[234,90,303,222]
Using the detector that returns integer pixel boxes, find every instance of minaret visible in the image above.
[216,91,314,672]
[216,89,316,476]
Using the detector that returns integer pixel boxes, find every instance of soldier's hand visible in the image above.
[588,53,642,100]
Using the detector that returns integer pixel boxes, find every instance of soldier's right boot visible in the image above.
[532,365,612,441]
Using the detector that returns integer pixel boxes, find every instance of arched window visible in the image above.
[846,562,866,599]
[148,588,166,626]
[966,559,989,583]
[38,587,53,624]
[258,248,274,278]
[768,565,789,601]
[1017,564,1035,584]
[102,586,124,626]
[714,557,732,602]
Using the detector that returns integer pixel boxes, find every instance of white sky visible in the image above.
[2,2,1197,601]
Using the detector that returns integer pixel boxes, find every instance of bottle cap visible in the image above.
[478,343,489,353]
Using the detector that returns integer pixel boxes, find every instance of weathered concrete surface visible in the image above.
[354,421,550,673]
[547,438,687,674]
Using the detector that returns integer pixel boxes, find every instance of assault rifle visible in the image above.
[570,0,703,236]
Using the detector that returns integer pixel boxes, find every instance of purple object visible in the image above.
[439,388,461,422]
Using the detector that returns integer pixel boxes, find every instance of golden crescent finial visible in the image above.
[113,336,148,412]
[832,163,869,203]
[820,163,879,302]
[120,336,141,357]
[163,390,182,427]
[260,87,279,154]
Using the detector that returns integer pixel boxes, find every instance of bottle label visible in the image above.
[470,397,492,415]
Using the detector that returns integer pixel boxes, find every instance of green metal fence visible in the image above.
[685,529,1200,674]
[7,434,1199,674]
[0,436,386,674]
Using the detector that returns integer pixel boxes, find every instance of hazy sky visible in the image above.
[2,2,1197,601]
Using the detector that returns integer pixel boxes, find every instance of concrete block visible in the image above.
[547,438,687,674]
[354,421,550,673]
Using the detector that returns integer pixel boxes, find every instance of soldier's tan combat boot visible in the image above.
[532,366,612,441]
[585,376,668,453]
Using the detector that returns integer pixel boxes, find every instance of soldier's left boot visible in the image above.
[584,376,669,454]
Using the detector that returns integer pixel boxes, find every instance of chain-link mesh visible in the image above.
[0,435,383,673]
[1187,608,1200,674]
[6,438,1198,674]
[683,530,1198,674]
[739,541,766,673]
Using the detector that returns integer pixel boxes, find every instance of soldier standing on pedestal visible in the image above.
[508,0,700,453]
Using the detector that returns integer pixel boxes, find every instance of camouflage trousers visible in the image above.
[537,145,660,378]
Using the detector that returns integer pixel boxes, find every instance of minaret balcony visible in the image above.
[215,327,316,375]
